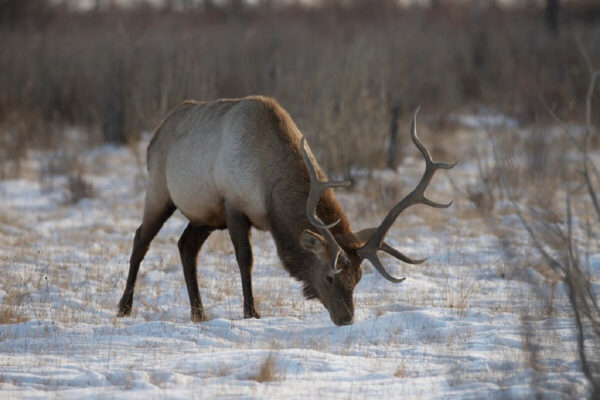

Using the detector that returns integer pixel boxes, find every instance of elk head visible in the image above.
[300,107,457,326]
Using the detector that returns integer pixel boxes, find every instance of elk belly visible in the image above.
[213,161,270,231]
[165,143,227,227]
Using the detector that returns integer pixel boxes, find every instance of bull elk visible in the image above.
[117,96,456,326]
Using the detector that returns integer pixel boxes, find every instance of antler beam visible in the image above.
[300,137,351,271]
[356,107,457,283]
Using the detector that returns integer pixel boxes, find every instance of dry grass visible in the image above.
[0,305,28,325]
[437,275,479,318]
[204,231,233,255]
[66,169,95,204]
[0,288,28,325]
[249,352,283,383]
[211,363,233,378]
[394,361,407,378]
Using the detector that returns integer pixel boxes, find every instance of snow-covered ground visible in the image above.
[0,121,593,398]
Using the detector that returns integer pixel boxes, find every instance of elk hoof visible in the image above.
[244,308,260,319]
[117,301,131,317]
[191,308,208,322]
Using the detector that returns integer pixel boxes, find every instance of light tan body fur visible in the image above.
[148,97,314,230]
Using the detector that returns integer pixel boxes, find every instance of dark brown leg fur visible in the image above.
[117,204,175,317]
[178,223,214,322]
[227,209,260,319]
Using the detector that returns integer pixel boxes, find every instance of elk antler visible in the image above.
[300,137,351,272]
[351,228,426,265]
[356,107,457,283]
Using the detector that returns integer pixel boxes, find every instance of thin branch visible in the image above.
[540,68,600,221]
[589,159,600,190]
[576,38,594,77]
[584,70,599,138]
[491,137,564,274]
[565,274,600,394]
[582,169,600,222]
[583,68,600,221]
[578,40,600,220]
[540,97,583,152]
[565,184,584,266]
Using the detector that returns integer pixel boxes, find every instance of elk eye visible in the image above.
[325,275,334,285]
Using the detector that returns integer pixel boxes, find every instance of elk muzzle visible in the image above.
[324,294,354,326]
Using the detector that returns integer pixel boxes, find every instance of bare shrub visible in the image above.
[460,144,502,217]
[0,110,46,179]
[0,305,27,325]
[38,151,95,203]
[0,128,24,180]
[438,275,478,318]
[0,4,598,174]
[0,0,52,29]
[67,170,94,204]
[0,289,28,325]
[211,363,232,378]
[249,352,283,383]
[491,48,600,397]
[361,176,406,212]
[394,361,407,378]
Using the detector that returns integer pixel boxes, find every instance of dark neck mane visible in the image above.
[267,181,351,281]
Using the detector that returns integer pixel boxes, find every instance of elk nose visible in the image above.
[335,314,354,326]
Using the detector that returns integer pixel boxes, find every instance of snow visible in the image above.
[451,111,519,131]
[0,125,592,398]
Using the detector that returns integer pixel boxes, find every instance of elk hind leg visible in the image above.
[227,209,260,319]
[178,223,213,322]
[117,196,175,317]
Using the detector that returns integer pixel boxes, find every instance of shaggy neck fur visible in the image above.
[267,179,352,283]
[260,96,353,284]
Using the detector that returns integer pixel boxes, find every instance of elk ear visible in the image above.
[300,230,328,257]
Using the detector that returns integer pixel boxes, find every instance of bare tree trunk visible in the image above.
[546,0,560,36]
[386,102,401,170]
[230,0,244,15]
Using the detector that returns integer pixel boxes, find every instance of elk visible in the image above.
[117,96,455,326]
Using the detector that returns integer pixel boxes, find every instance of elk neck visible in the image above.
[266,176,352,280]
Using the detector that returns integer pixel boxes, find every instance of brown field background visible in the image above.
[1,2,600,395]
[1,0,599,175]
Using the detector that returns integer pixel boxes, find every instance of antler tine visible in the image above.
[356,107,457,283]
[301,138,351,229]
[300,137,351,271]
[363,252,406,283]
[380,242,426,265]
[351,228,426,265]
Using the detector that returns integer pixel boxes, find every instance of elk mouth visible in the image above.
[324,299,354,326]
[332,314,354,326]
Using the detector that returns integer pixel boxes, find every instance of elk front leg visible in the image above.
[178,223,214,322]
[226,209,260,319]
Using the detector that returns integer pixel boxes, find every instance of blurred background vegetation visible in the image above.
[1,2,599,394]
[0,0,599,174]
